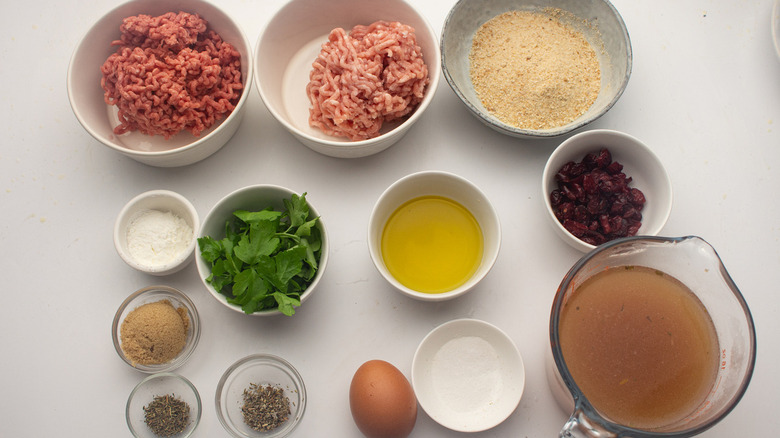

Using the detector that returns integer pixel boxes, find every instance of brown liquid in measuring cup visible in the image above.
[559,266,720,430]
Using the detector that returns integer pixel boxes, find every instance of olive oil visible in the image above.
[381,196,483,293]
[559,266,720,430]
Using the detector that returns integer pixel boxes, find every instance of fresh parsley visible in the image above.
[198,193,322,316]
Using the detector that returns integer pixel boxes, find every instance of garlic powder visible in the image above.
[126,209,193,267]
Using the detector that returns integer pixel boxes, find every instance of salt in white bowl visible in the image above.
[412,318,525,432]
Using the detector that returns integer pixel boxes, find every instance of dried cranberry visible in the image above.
[586,197,603,215]
[563,220,588,237]
[550,190,563,207]
[549,147,647,246]
[629,187,646,205]
[622,206,642,221]
[594,148,612,168]
[606,161,623,175]
[626,220,642,236]
[582,173,598,194]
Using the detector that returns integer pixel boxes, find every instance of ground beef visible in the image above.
[100,12,242,139]
[306,21,429,141]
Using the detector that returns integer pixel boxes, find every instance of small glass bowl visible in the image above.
[216,354,307,438]
[126,372,202,438]
[112,285,201,373]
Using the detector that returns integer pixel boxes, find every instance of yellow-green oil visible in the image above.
[381,196,483,293]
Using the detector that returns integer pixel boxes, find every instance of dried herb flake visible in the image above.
[241,383,291,431]
[143,393,190,437]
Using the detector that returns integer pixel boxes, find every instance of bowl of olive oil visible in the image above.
[367,171,501,301]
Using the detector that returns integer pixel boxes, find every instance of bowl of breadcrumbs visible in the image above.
[441,0,632,138]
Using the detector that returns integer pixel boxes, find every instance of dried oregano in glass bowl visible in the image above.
[216,354,307,437]
[126,372,202,438]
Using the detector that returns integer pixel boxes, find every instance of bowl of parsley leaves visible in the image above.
[196,185,327,316]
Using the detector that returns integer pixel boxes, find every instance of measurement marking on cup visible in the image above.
[687,374,724,422]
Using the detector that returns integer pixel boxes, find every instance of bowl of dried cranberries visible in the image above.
[542,129,673,252]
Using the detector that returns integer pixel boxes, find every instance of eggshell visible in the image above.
[350,359,418,438]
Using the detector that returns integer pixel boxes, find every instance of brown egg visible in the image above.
[350,359,418,438]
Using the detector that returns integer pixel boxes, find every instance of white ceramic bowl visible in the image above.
[196,185,328,316]
[542,129,673,253]
[367,171,500,301]
[126,372,202,438]
[215,354,307,438]
[67,0,253,167]
[114,189,199,276]
[412,319,525,432]
[254,0,441,158]
[773,0,780,59]
[441,0,631,138]
[112,285,201,373]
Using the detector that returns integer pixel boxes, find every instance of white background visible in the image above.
[1,0,779,436]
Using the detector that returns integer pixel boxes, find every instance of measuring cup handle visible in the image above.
[560,407,617,438]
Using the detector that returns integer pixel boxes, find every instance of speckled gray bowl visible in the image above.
[441,0,632,138]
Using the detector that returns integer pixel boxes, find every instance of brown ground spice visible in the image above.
[469,9,601,130]
[120,299,189,366]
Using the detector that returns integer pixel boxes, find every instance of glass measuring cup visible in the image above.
[549,236,756,437]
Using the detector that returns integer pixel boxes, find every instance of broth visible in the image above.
[559,266,719,430]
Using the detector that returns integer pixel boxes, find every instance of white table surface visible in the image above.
[1,0,778,436]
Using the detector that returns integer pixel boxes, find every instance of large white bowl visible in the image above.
[196,185,328,316]
[542,129,673,253]
[67,0,253,167]
[254,0,441,158]
[441,0,632,138]
[773,0,780,59]
[367,171,501,301]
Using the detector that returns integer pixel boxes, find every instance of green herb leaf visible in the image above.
[284,194,310,230]
[198,236,223,263]
[234,220,280,265]
[273,292,301,317]
[198,193,322,316]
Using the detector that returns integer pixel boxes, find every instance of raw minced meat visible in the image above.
[100,12,243,139]
[306,21,429,141]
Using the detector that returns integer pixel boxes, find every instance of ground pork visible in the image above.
[306,21,429,141]
[100,12,242,139]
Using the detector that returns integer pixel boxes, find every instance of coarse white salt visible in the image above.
[431,336,502,413]
[126,209,193,267]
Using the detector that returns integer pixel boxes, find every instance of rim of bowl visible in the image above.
[542,129,673,252]
[440,0,633,138]
[66,0,254,158]
[773,0,780,59]
[126,372,203,438]
[196,184,329,316]
[367,170,501,301]
[112,285,201,373]
[114,189,200,275]
[215,353,307,438]
[253,0,441,150]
